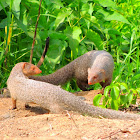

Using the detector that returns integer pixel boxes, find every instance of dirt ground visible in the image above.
[0,89,140,140]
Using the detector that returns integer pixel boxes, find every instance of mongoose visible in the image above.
[7,62,140,120]
[29,50,114,91]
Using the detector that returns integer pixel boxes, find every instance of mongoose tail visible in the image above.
[7,63,140,120]
[37,37,50,68]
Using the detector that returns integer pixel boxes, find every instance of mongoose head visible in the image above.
[88,68,105,85]
[22,62,42,76]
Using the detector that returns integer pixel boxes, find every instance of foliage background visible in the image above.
[0,0,140,109]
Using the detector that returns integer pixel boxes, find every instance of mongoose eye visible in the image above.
[93,76,97,79]
[31,67,35,71]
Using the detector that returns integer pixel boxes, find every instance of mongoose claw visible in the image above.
[9,106,17,110]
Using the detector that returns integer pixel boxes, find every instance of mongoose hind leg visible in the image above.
[76,80,90,91]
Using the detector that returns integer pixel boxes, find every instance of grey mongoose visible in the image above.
[7,62,140,120]
[29,50,114,91]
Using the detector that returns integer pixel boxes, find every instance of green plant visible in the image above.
[93,82,140,110]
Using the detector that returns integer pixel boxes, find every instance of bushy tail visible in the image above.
[59,90,140,120]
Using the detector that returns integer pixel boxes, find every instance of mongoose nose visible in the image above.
[88,82,92,85]
[37,70,42,73]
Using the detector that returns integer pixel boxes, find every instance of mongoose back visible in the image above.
[29,50,114,90]
[7,62,140,120]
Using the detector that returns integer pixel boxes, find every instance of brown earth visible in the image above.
[0,89,140,140]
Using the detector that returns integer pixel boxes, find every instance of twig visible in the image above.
[66,110,78,128]
[100,123,135,139]
[37,37,50,67]
[133,129,140,134]
[29,0,42,63]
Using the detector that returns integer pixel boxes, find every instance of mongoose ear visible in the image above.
[22,62,28,69]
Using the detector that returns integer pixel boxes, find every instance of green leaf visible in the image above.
[104,85,111,97]
[64,26,82,59]
[20,3,28,26]
[98,0,117,10]
[120,95,128,105]
[81,3,93,16]
[86,29,103,50]
[93,94,102,106]
[132,71,140,81]
[108,29,121,36]
[0,0,8,12]
[55,8,71,29]
[131,95,137,105]
[81,3,89,15]
[113,86,120,97]
[98,9,130,24]
[0,18,7,28]
[72,26,82,39]
[127,93,133,103]
[47,39,67,65]
[136,88,140,95]
[110,85,120,100]
[111,100,118,110]
[49,32,67,40]
[12,0,21,19]
[14,17,27,33]
[51,0,64,7]
[119,83,128,90]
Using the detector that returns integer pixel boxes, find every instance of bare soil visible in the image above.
[0,89,140,140]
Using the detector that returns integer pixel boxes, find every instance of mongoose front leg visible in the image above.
[11,98,17,110]
[100,81,105,94]
[100,78,112,88]
[76,80,90,91]
[25,103,31,108]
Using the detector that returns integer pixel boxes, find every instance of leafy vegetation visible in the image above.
[93,82,140,110]
[0,0,140,110]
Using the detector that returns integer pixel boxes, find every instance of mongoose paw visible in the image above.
[97,88,104,95]
[9,106,17,110]
[12,107,17,110]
